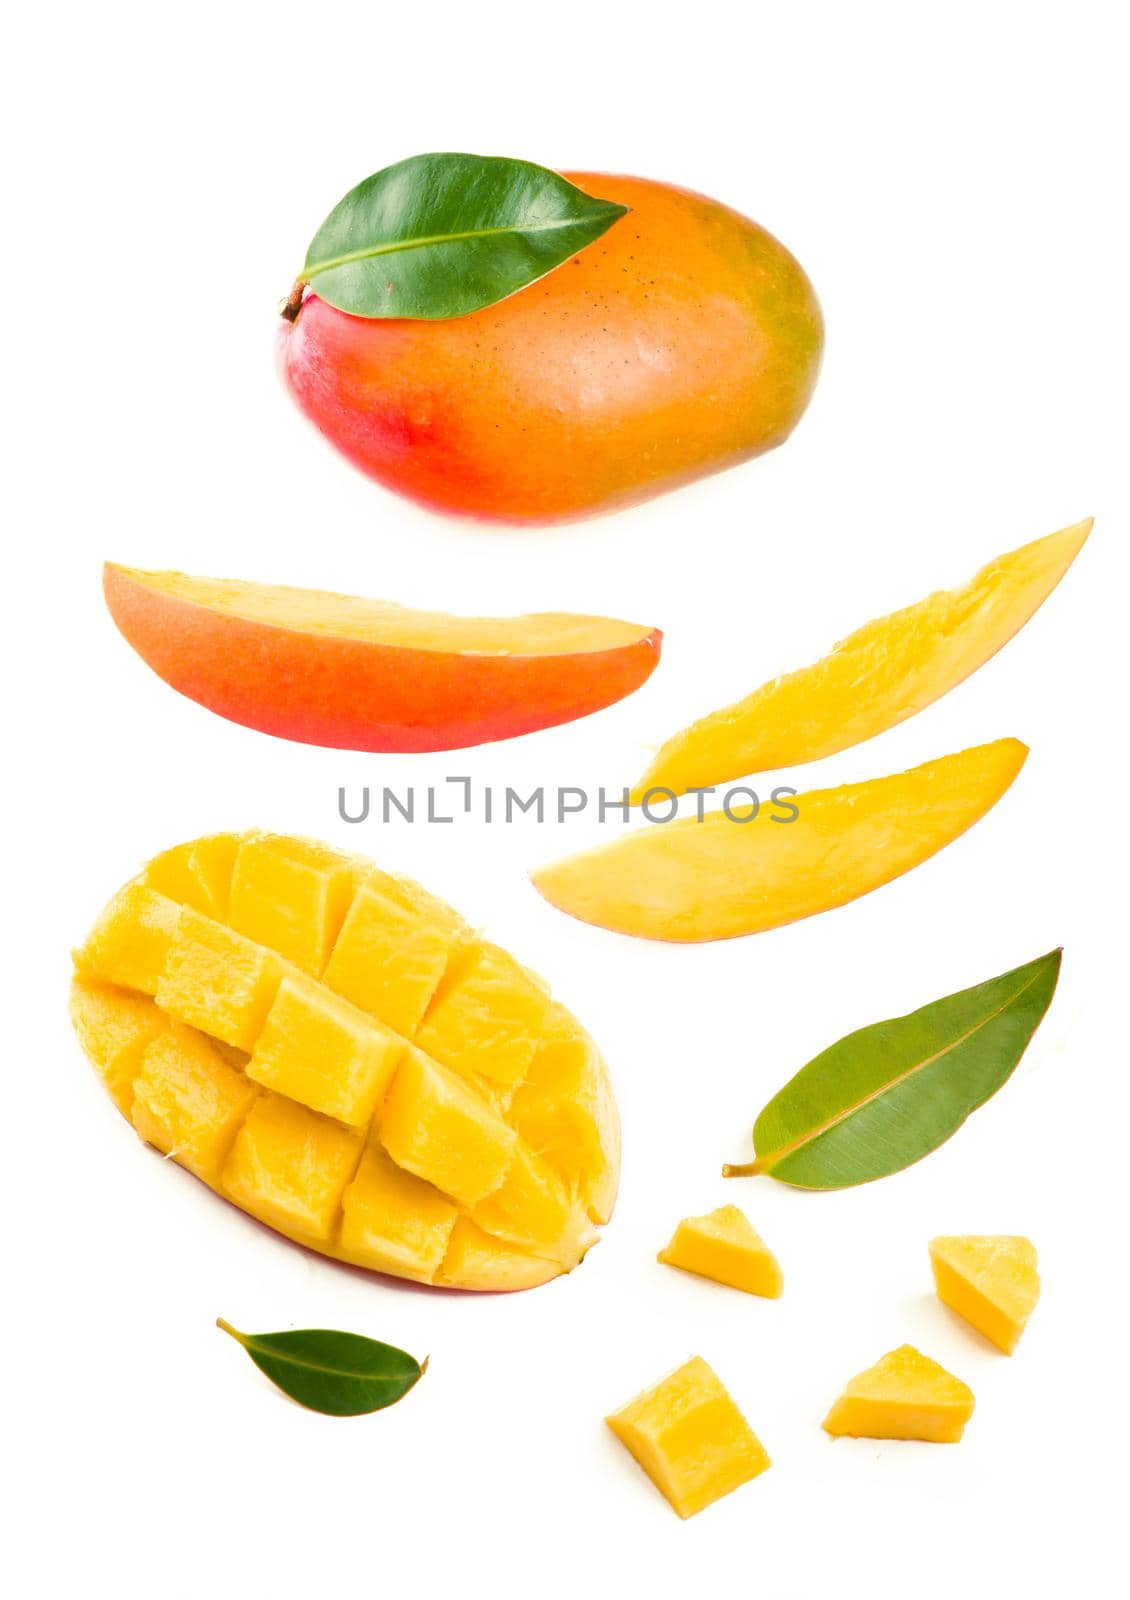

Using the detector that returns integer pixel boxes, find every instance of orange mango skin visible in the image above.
[103,563,662,753]
[278,174,824,524]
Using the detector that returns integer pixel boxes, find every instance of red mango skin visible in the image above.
[103,564,663,754]
[278,173,824,524]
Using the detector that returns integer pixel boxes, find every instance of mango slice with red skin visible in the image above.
[632,519,1090,799]
[533,738,1027,943]
[103,563,661,754]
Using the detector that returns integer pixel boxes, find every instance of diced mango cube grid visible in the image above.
[71,833,617,1290]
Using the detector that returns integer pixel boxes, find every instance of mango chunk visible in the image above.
[633,518,1091,797]
[436,1218,562,1292]
[75,883,181,994]
[69,977,166,1114]
[823,1345,975,1442]
[223,1093,363,1243]
[511,1008,620,1224]
[71,833,617,1289]
[247,973,404,1127]
[156,908,285,1051]
[143,833,239,919]
[930,1235,1040,1354]
[131,1024,258,1185]
[227,834,358,976]
[380,1049,517,1208]
[323,870,465,1036]
[658,1205,783,1298]
[606,1357,771,1519]
[416,942,553,1086]
[340,1144,459,1282]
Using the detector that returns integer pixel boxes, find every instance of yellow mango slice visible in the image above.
[74,883,181,993]
[247,973,403,1127]
[606,1356,771,1519]
[322,868,467,1036]
[227,834,358,976]
[633,519,1090,798]
[131,1024,258,1185]
[823,1345,975,1442]
[71,833,617,1288]
[339,1144,459,1282]
[511,1007,620,1224]
[156,908,286,1050]
[930,1235,1040,1353]
[223,1093,364,1244]
[69,977,166,1115]
[415,941,553,1086]
[436,1218,562,1292]
[658,1205,783,1298]
[143,833,239,919]
[533,739,1026,942]
[379,1048,517,1208]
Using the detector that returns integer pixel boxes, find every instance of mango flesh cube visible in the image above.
[380,1048,517,1208]
[339,1144,459,1282]
[247,973,404,1127]
[75,884,181,994]
[131,1024,258,1185]
[322,872,462,1036]
[223,1093,363,1243]
[511,1009,620,1224]
[472,1144,596,1263]
[69,977,166,1114]
[415,942,553,1086]
[607,1356,771,1519]
[143,833,239,919]
[436,1218,561,1292]
[930,1235,1040,1353]
[823,1345,975,1442]
[658,1205,783,1298]
[70,833,617,1289]
[156,909,285,1051]
[227,834,358,976]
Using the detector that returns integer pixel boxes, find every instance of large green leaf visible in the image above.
[294,153,628,320]
[723,950,1062,1189]
[217,1319,426,1416]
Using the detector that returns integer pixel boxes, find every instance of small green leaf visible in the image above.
[723,950,1062,1190]
[291,152,628,320]
[217,1318,426,1416]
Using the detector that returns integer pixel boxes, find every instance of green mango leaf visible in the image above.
[722,949,1062,1190]
[217,1318,426,1416]
[290,152,628,320]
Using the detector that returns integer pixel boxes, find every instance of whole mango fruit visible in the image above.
[279,173,823,523]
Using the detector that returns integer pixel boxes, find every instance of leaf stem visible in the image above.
[721,1159,768,1179]
[280,281,306,323]
[216,1316,248,1346]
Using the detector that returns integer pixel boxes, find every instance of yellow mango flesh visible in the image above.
[606,1356,770,1519]
[71,832,617,1289]
[823,1345,975,1443]
[658,1205,783,1298]
[930,1235,1040,1353]
[634,519,1090,798]
[534,739,1027,942]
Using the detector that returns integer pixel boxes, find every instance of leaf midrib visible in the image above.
[756,961,1050,1174]
[247,1338,414,1384]
[305,211,619,279]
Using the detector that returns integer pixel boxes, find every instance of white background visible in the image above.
[6,3,1128,1595]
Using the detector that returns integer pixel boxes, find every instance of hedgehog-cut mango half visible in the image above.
[70,832,619,1290]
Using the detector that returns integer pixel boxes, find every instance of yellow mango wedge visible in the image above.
[533,738,1026,942]
[658,1205,783,1298]
[606,1356,770,1519]
[930,1235,1040,1353]
[823,1345,975,1443]
[632,519,1090,799]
